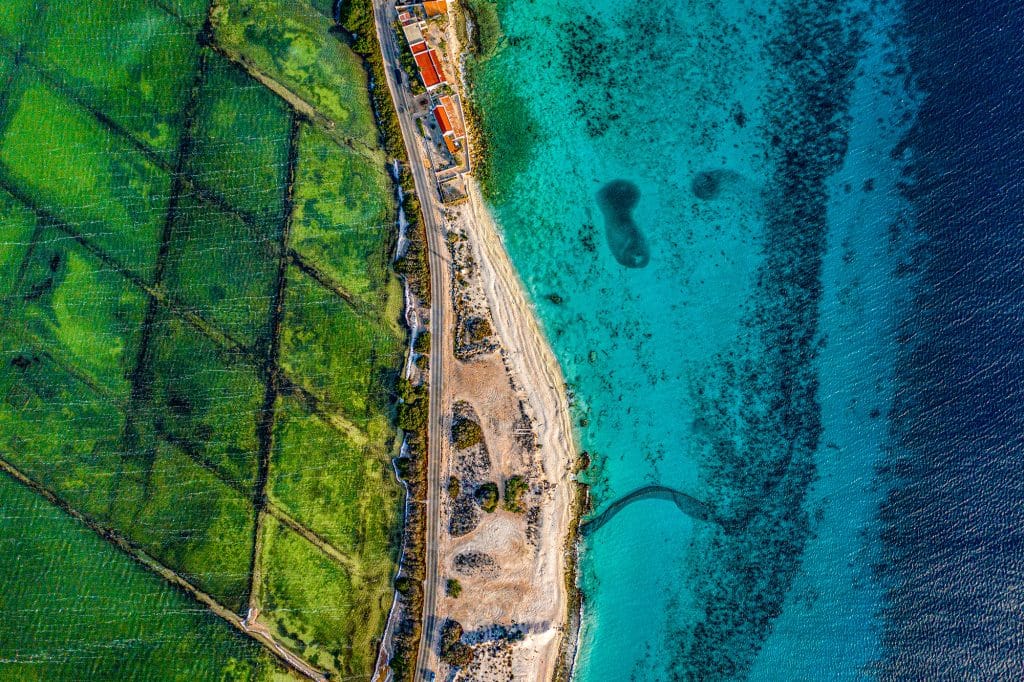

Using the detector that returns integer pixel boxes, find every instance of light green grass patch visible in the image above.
[143,312,265,488]
[258,515,390,679]
[163,195,280,347]
[291,123,394,300]
[109,440,256,613]
[0,188,36,301]
[11,227,147,400]
[32,0,201,158]
[270,395,400,560]
[279,267,403,426]
[0,77,170,282]
[210,0,378,147]
[0,341,125,520]
[0,475,294,682]
[188,51,293,220]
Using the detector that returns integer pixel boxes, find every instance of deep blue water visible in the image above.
[878,2,1024,677]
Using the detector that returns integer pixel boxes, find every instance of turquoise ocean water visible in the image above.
[471,0,919,677]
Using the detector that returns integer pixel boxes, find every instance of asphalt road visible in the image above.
[370,2,448,679]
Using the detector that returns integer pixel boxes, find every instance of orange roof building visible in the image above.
[414,49,444,89]
[438,95,464,137]
[433,105,453,135]
[410,40,428,54]
[423,0,448,17]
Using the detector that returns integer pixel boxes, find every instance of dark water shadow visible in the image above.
[581,484,734,535]
[690,169,745,200]
[597,180,650,268]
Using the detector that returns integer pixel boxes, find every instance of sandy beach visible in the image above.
[431,178,579,680]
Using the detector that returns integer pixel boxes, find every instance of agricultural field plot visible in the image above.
[0,474,293,682]
[0,0,407,678]
[291,124,396,302]
[210,0,380,148]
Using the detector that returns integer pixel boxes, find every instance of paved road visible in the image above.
[370,2,449,679]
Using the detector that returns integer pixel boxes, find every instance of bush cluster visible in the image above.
[474,482,499,513]
[440,619,474,667]
[503,475,528,513]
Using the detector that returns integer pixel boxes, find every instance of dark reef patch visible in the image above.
[596,180,649,268]
[690,169,743,200]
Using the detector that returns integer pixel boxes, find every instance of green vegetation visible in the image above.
[439,619,474,667]
[28,0,202,158]
[0,0,409,676]
[475,481,499,513]
[162,195,280,346]
[10,226,147,399]
[270,396,400,560]
[187,52,293,219]
[414,331,431,354]
[446,578,462,598]
[503,475,529,512]
[0,189,35,300]
[0,475,292,681]
[143,313,264,488]
[290,123,394,300]
[211,0,378,148]
[0,76,170,281]
[258,515,390,679]
[447,475,461,499]
[461,0,503,59]
[280,266,403,425]
[108,441,256,612]
[452,415,484,449]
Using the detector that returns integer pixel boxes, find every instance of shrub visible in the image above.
[447,476,460,499]
[414,331,431,354]
[503,475,528,513]
[446,578,462,598]
[439,619,474,667]
[474,482,498,513]
[451,416,483,449]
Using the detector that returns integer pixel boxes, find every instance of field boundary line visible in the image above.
[0,456,327,682]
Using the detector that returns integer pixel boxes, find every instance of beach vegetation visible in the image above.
[474,482,499,513]
[451,415,484,449]
[446,578,462,598]
[439,619,474,667]
[447,476,461,499]
[503,475,529,513]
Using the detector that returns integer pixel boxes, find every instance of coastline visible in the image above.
[456,178,583,680]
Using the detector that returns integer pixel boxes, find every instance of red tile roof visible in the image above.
[414,50,443,88]
[423,0,447,16]
[428,50,447,83]
[410,40,428,54]
[433,105,453,135]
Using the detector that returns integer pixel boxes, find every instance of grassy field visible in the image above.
[0,474,295,682]
[0,0,407,676]
[0,75,170,282]
[280,266,404,426]
[210,0,379,148]
[291,123,395,301]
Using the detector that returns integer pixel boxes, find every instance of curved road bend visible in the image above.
[370,2,450,679]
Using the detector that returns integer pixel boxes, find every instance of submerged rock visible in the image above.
[597,180,649,268]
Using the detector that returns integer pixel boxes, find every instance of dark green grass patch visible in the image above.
[28,0,202,159]
[210,0,378,148]
[291,123,394,300]
[0,1,36,49]
[279,267,403,426]
[258,515,390,679]
[161,0,215,26]
[142,312,265,488]
[10,227,147,400]
[0,475,295,682]
[0,188,36,301]
[162,194,280,348]
[270,395,400,561]
[0,340,125,520]
[187,51,293,220]
[107,440,255,613]
[0,77,170,282]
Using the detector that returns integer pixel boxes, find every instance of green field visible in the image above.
[0,474,293,682]
[291,124,395,301]
[0,0,407,678]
